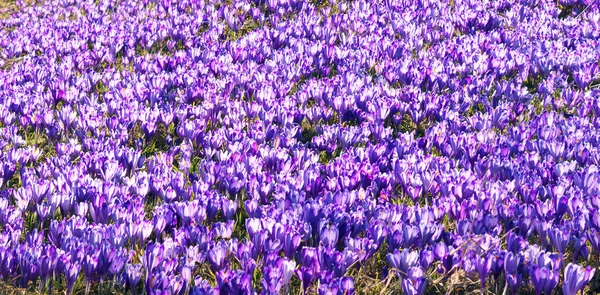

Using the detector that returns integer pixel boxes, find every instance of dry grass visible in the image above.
[0,0,37,18]
[0,280,38,295]
[0,0,18,19]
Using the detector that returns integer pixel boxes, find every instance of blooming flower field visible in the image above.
[1,0,600,294]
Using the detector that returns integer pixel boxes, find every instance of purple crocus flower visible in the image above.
[572,237,589,263]
[402,224,420,248]
[420,249,434,270]
[64,261,81,295]
[296,266,315,293]
[319,221,339,248]
[386,248,419,276]
[339,277,354,295]
[208,244,228,271]
[283,232,301,259]
[587,228,600,252]
[217,270,252,295]
[475,255,492,290]
[387,230,403,251]
[39,245,58,282]
[402,267,426,295]
[504,252,522,292]
[549,228,570,255]
[530,265,559,295]
[562,263,595,295]
[125,263,143,294]
[262,262,283,295]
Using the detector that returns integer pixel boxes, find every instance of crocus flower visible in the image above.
[475,255,492,290]
[64,261,81,295]
[504,252,522,292]
[420,249,434,270]
[402,267,426,295]
[562,263,595,295]
[283,232,301,259]
[587,228,600,252]
[125,263,143,294]
[320,221,339,248]
[549,228,570,255]
[572,237,589,263]
[386,248,419,276]
[296,266,315,293]
[262,263,283,295]
[339,277,355,295]
[282,259,296,288]
[530,265,559,295]
[208,245,227,271]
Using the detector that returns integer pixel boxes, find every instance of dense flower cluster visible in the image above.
[1,0,600,294]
